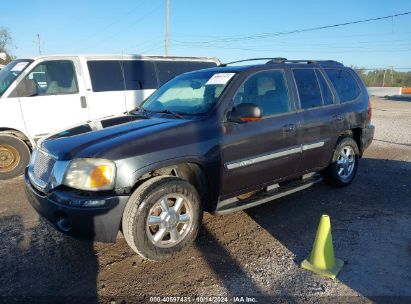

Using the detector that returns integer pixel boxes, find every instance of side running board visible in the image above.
[214,173,323,215]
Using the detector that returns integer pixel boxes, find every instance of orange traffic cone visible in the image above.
[301,215,344,279]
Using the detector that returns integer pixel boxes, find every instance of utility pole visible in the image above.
[36,34,42,55]
[165,0,169,56]
[390,66,394,86]
[382,69,387,87]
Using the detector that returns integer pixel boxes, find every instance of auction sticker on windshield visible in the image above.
[11,62,30,72]
[206,73,235,85]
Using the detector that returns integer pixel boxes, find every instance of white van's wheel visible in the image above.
[0,134,31,180]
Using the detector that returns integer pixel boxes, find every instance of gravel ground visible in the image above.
[0,96,410,303]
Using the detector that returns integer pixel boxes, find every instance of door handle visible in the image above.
[282,124,296,132]
[333,115,344,122]
[80,96,88,108]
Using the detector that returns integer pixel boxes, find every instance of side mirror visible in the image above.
[227,103,262,123]
[15,79,38,97]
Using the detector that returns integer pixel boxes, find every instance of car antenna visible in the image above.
[120,50,130,116]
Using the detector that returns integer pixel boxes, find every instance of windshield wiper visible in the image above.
[154,109,184,119]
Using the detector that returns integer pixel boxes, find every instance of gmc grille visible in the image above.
[33,150,56,185]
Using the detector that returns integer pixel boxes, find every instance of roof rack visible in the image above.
[266,58,344,67]
[220,57,344,67]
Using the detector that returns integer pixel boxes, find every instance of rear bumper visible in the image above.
[361,124,375,153]
[24,168,129,242]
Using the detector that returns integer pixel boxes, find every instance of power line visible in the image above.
[139,41,165,54]
[356,67,411,70]
[123,35,164,53]
[171,41,411,54]
[83,0,146,42]
[96,3,163,47]
[173,11,411,45]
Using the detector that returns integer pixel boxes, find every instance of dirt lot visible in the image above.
[0,96,410,303]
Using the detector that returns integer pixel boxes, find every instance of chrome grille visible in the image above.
[33,150,56,184]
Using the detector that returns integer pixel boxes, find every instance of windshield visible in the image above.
[142,70,235,115]
[0,59,33,96]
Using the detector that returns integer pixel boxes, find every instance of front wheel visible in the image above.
[0,134,31,180]
[322,137,359,187]
[122,176,202,261]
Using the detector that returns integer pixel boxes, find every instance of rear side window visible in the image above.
[316,70,334,105]
[87,60,124,92]
[156,61,217,86]
[293,69,322,109]
[325,69,361,102]
[121,60,157,90]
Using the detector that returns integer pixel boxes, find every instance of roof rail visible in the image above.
[266,58,344,67]
[220,58,344,67]
[220,58,281,66]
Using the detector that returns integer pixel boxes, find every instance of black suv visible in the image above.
[25,58,374,260]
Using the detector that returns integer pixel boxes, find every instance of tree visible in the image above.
[0,27,14,65]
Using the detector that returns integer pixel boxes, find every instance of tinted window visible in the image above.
[15,60,78,97]
[121,60,157,90]
[234,70,289,117]
[87,60,124,92]
[325,69,361,102]
[156,61,217,86]
[293,69,322,109]
[316,70,334,105]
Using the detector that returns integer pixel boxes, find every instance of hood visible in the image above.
[40,114,190,160]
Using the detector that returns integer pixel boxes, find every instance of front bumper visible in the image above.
[361,124,375,153]
[24,168,129,242]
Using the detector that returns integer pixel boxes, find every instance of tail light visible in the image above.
[367,99,372,121]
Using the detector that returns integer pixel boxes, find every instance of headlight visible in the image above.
[62,159,116,191]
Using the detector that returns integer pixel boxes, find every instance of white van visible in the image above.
[0,54,220,179]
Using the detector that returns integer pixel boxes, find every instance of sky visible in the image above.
[1,0,411,69]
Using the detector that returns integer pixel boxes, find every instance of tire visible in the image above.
[322,137,359,187]
[122,176,202,261]
[0,134,31,180]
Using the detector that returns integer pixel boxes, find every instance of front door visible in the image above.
[220,69,301,197]
[17,58,89,139]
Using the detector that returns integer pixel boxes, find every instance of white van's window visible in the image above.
[87,60,158,92]
[0,59,33,96]
[11,60,79,97]
[87,60,124,92]
[156,61,217,86]
[122,60,157,90]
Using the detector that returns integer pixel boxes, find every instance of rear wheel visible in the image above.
[0,134,31,180]
[322,137,359,187]
[122,176,202,261]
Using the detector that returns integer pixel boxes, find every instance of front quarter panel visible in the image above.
[112,118,222,207]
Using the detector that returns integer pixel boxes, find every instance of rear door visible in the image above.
[220,69,301,197]
[16,57,90,138]
[292,68,340,172]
